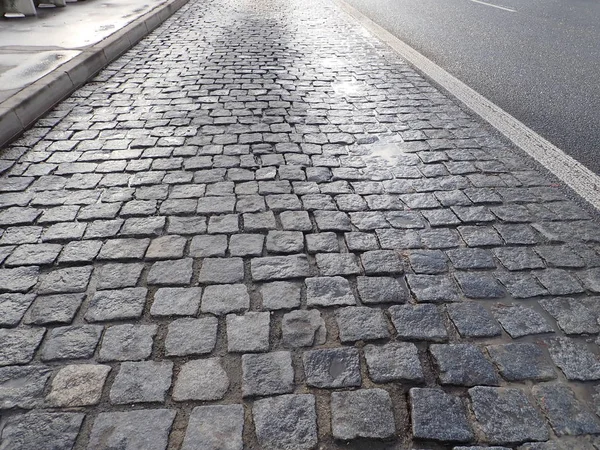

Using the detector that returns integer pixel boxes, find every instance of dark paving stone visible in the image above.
[110,361,173,404]
[493,305,554,338]
[546,338,600,381]
[0,328,45,366]
[389,304,448,342]
[41,325,102,361]
[253,394,317,450]
[410,388,473,442]
[532,384,600,436]
[539,297,600,335]
[88,409,175,450]
[455,273,505,299]
[430,344,498,386]
[469,386,549,445]
[0,412,84,450]
[447,302,501,338]
[487,343,556,381]
[335,306,389,342]
[357,276,409,304]
[181,405,244,450]
[330,388,396,440]
[24,293,84,325]
[242,351,294,397]
[173,358,229,401]
[406,274,460,303]
[0,365,51,409]
[303,347,361,388]
[364,342,424,383]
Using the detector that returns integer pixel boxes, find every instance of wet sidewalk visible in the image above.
[1,0,600,448]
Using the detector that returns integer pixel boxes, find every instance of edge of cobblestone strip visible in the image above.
[334,0,600,212]
[0,0,190,150]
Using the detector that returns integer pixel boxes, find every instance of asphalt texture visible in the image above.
[343,0,600,174]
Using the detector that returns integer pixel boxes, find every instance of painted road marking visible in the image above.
[470,0,516,12]
[336,0,600,211]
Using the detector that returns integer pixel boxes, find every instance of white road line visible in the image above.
[334,0,600,211]
[470,0,516,13]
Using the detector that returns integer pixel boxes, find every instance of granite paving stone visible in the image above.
[406,274,460,303]
[181,405,244,450]
[335,306,390,342]
[0,412,84,450]
[487,343,556,381]
[410,388,473,442]
[389,304,448,342]
[242,351,294,397]
[469,386,549,445]
[1,0,600,446]
[0,293,36,326]
[41,325,102,361]
[282,309,326,348]
[0,328,45,366]
[430,344,499,386]
[493,304,554,338]
[364,342,424,383]
[251,255,311,280]
[5,243,62,267]
[546,338,600,381]
[110,361,173,404]
[98,324,156,362]
[95,263,144,289]
[24,293,84,325]
[165,317,218,356]
[201,284,250,315]
[306,276,356,306]
[261,281,302,310]
[253,395,318,450]
[0,365,51,409]
[356,276,409,304]
[330,388,396,440]
[447,302,502,337]
[533,384,600,436]
[47,364,111,407]
[303,347,361,388]
[147,258,193,285]
[199,258,244,284]
[455,272,506,299]
[36,266,92,294]
[85,288,147,322]
[173,358,229,401]
[88,409,176,450]
[151,287,202,317]
[226,312,270,352]
[539,297,600,335]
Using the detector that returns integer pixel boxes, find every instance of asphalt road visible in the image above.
[343,0,600,174]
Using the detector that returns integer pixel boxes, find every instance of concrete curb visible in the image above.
[0,0,190,149]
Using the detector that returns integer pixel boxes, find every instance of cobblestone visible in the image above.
[173,358,229,401]
[469,386,549,445]
[331,388,396,440]
[182,405,244,450]
[410,388,473,442]
[253,394,318,450]
[1,0,600,446]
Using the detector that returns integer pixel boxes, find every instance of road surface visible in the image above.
[343,0,600,174]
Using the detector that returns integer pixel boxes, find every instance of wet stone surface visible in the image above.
[0,0,599,446]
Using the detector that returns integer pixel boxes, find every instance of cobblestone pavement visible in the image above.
[1,0,600,448]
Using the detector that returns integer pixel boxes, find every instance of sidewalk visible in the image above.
[1,0,600,448]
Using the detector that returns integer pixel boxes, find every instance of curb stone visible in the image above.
[0,0,190,150]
